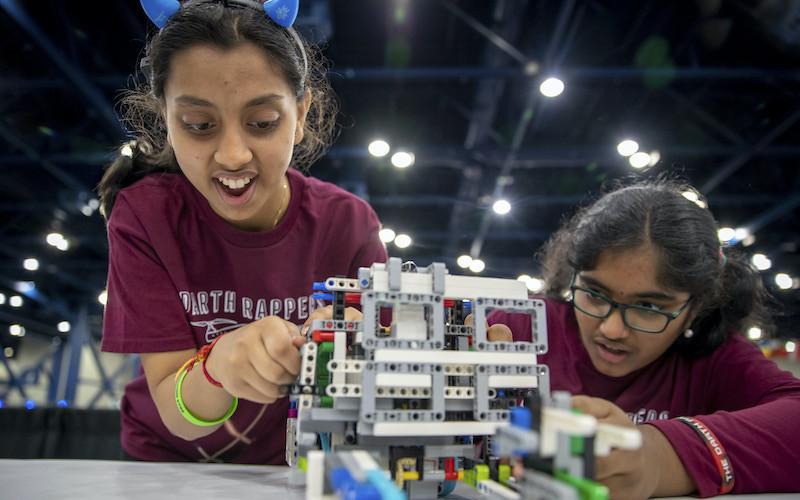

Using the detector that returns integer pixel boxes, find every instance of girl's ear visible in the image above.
[293,89,312,146]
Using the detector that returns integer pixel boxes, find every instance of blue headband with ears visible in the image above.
[140,0,299,29]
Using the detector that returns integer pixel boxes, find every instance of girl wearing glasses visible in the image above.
[489,179,800,498]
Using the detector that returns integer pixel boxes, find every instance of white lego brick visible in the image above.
[306,450,325,500]
[487,375,539,388]
[594,423,642,456]
[326,384,362,398]
[376,373,431,388]
[444,386,474,399]
[370,269,528,300]
[376,386,431,398]
[327,359,365,373]
[333,331,347,385]
[349,449,381,471]
[477,479,520,499]
[395,303,428,340]
[374,349,536,365]
[540,407,597,456]
[300,342,317,386]
[372,421,507,437]
[322,277,361,292]
[443,364,474,375]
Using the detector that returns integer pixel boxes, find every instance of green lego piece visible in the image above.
[316,342,334,396]
[298,456,308,472]
[555,470,609,500]
[320,395,334,408]
[498,464,511,485]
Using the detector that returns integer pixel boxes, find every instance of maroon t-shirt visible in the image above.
[490,300,800,497]
[101,169,387,463]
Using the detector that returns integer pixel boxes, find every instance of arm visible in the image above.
[649,337,800,496]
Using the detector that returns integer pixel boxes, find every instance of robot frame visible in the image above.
[287,258,640,500]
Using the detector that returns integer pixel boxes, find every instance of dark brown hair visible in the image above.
[539,177,771,357]
[98,0,338,218]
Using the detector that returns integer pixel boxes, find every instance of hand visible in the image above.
[571,395,660,500]
[205,316,305,405]
[465,313,513,342]
[301,305,363,336]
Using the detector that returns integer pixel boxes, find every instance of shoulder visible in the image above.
[297,171,378,222]
[108,173,193,235]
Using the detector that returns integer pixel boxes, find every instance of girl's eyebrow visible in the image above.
[578,274,677,301]
[175,94,284,108]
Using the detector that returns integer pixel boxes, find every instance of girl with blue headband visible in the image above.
[99,0,387,463]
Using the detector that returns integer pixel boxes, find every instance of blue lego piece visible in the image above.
[312,282,328,291]
[510,406,532,429]
[438,480,457,497]
[366,469,406,500]
[312,292,335,301]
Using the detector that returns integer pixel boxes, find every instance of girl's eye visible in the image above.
[249,120,278,130]
[636,302,664,312]
[182,122,215,132]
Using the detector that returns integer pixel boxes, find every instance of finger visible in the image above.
[343,306,363,321]
[239,360,288,398]
[301,305,332,335]
[594,449,628,480]
[228,377,281,405]
[487,323,513,342]
[262,320,303,375]
[464,313,474,326]
[249,340,299,386]
[571,395,615,420]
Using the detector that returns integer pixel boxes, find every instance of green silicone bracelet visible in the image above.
[175,366,238,427]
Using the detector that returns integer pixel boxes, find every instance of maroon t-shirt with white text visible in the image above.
[101,168,387,463]
[490,300,800,497]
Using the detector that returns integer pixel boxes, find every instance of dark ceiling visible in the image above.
[1,0,798,348]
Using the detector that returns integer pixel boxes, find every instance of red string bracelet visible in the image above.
[195,336,224,388]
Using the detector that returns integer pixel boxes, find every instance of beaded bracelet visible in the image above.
[174,355,238,427]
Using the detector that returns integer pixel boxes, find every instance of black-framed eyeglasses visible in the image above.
[569,277,691,334]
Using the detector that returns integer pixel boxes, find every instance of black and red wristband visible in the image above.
[677,416,735,494]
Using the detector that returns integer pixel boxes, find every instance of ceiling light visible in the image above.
[457,255,472,268]
[9,295,23,308]
[517,274,531,282]
[616,139,639,157]
[539,77,564,98]
[368,140,390,157]
[46,232,64,246]
[492,199,511,215]
[9,324,25,337]
[751,254,772,271]
[56,238,70,251]
[391,151,414,168]
[786,341,797,353]
[23,258,39,271]
[526,277,545,293]
[628,151,651,169]
[717,227,735,243]
[468,259,485,273]
[734,228,750,241]
[98,290,108,305]
[394,234,412,248]
[648,150,661,166]
[378,228,396,243]
[747,327,762,340]
[775,273,793,290]
[58,321,71,333]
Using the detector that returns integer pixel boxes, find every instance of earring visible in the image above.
[684,329,694,339]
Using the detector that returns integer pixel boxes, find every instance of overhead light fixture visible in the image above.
[23,258,39,271]
[98,290,108,305]
[747,326,762,340]
[368,139,390,158]
[9,295,23,308]
[394,234,412,248]
[628,151,651,169]
[775,273,793,290]
[58,321,71,333]
[391,151,415,168]
[717,227,735,243]
[616,139,639,157]
[457,255,472,268]
[468,259,485,273]
[492,199,511,215]
[539,77,564,98]
[46,232,64,247]
[751,254,772,271]
[378,228,396,243]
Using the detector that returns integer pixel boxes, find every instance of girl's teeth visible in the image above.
[218,177,252,189]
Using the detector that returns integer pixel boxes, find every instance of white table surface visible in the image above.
[0,460,796,500]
